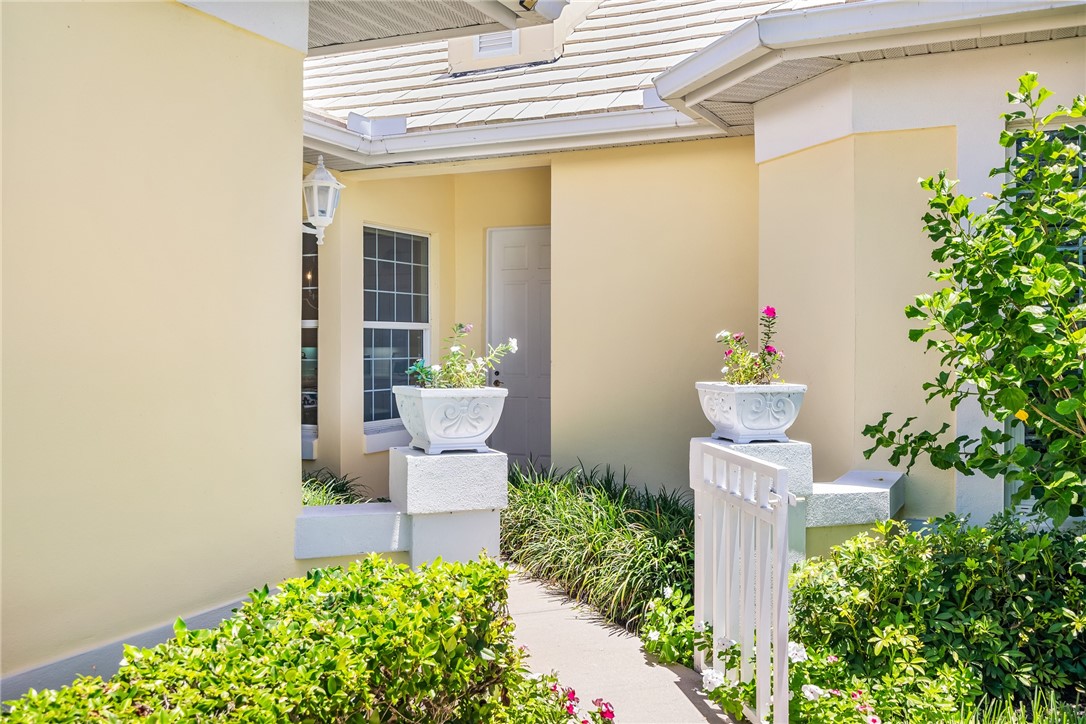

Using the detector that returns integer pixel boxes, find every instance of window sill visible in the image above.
[364,425,410,453]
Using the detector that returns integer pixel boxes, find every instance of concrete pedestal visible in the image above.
[692,437,812,565]
[389,447,508,567]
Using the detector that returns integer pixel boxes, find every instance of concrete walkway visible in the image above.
[508,574,731,724]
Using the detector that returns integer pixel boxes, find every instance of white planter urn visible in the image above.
[393,386,509,454]
[696,382,807,443]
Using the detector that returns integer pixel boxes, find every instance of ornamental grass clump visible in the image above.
[4,555,613,723]
[716,305,784,384]
[406,322,517,388]
[501,464,694,631]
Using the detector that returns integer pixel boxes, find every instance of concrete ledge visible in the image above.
[692,437,813,496]
[389,447,508,515]
[807,470,905,528]
[294,502,410,559]
[410,510,501,567]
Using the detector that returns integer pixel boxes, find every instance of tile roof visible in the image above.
[303,0,848,134]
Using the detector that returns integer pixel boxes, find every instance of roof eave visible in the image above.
[303,108,727,169]
[655,0,1086,121]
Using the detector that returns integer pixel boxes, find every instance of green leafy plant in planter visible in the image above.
[862,74,1086,524]
[716,305,785,384]
[406,322,517,388]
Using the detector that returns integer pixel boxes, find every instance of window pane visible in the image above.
[377,229,395,259]
[302,326,318,426]
[364,291,377,322]
[395,263,412,293]
[414,237,428,265]
[304,233,319,256]
[364,228,377,258]
[413,294,428,323]
[377,260,395,292]
[364,258,376,291]
[378,293,394,321]
[409,329,424,360]
[373,327,391,350]
[412,265,427,294]
[396,233,413,263]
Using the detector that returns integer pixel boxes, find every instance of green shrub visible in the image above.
[302,466,372,506]
[501,464,694,630]
[791,516,1086,708]
[640,586,711,668]
[3,555,613,723]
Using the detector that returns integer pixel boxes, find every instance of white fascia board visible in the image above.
[653,20,768,103]
[758,0,1086,49]
[654,0,1086,119]
[303,108,724,168]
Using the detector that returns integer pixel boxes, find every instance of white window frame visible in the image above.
[362,226,432,453]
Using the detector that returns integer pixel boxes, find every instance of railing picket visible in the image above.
[690,441,795,724]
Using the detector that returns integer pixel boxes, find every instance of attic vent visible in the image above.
[474,30,518,58]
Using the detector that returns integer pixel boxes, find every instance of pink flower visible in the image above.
[762,306,777,318]
[851,690,863,700]
[724,349,734,357]
[566,703,575,715]
[594,699,615,720]
[765,345,777,355]
[830,689,842,696]
[733,332,745,341]
[858,704,872,713]
[826,655,839,663]
[463,323,474,332]
[868,717,882,724]
[567,689,577,702]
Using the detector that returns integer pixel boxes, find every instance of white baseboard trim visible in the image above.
[0,596,246,701]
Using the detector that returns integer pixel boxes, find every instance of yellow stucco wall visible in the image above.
[759,128,958,519]
[314,167,550,496]
[550,138,759,491]
[1,1,310,674]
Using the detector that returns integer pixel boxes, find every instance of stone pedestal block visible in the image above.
[389,447,508,515]
[691,437,813,497]
[410,510,501,568]
[388,447,508,568]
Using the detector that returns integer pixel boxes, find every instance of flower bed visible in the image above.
[4,555,612,723]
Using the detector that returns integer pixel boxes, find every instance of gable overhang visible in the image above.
[653,0,1086,135]
[302,106,724,171]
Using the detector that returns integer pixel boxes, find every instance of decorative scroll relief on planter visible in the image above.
[696,382,807,444]
[393,386,508,454]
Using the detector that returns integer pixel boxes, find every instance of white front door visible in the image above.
[487,226,550,467]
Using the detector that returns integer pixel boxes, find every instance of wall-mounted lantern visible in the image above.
[302,155,345,245]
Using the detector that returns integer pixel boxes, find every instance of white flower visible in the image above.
[450,345,461,353]
[431,364,441,372]
[647,601,655,611]
[119,657,128,666]
[648,630,660,641]
[716,636,732,649]
[476,356,485,366]
[716,329,730,340]
[693,621,706,633]
[702,668,725,693]
[508,337,518,353]
[802,684,826,701]
[721,366,729,375]
[663,586,674,599]
[466,363,475,373]
[787,641,808,663]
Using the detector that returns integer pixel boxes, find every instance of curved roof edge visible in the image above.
[654,0,1086,130]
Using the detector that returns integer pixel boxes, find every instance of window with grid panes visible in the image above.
[363,227,429,432]
[1006,123,1086,513]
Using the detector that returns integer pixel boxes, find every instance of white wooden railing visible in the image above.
[690,440,795,724]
